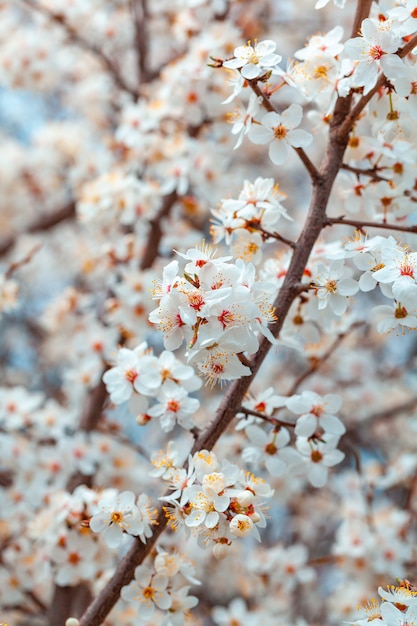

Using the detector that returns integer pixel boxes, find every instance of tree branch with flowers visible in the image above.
[1,1,417,626]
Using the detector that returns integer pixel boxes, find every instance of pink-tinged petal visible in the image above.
[154,590,172,611]
[121,581,139,602]
[246,425,267,445]
[338,278,359,296]
[205,511,220,528]
[269,140,288,165]
[138,600,155,620]
[103,523,123,548]
[323,449,345,467]
[223,58,244,69]
[309,463,328,487]
[265,455,287,476]
[89,513,107,533]
[249,124,274,145]
[295,413,317,437]
[320,415,346,435]
[281,103,303,128]
[241,64,261,79]
[330,294,348,316]
[287,129,313,148]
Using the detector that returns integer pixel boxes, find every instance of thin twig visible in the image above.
[20,0,139,98]
[248,81,321,184]
[325,215,417,235]
[340,163,389,182]
[4,244,42,279]
[286,322,364,396]
[239,405,295,428]
[0,202,76,258]
[140,191,178,270]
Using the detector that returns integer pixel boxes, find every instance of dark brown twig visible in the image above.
[0,202,76,258]
[325,215,417,235]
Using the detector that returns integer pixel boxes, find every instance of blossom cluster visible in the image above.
[1,0,417,625]
[240,388,345,487]
[155,447,274,555]
[149,244,277,384]
[103,342,202,431]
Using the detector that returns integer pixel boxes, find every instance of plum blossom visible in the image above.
[89,490,155,548]
[249,104,312,166]
[343,18,401,95]
[121,564,172,620]
[312,259,359,315]
[102,343,161,404]
[296,435,345,487]
[147,381,200,432]
[223,40,282,79]
[50,531,99,585]
[286,391,345,437]
[243,424,291,476]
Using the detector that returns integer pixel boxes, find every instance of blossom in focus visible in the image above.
[223,39,282,79]
[249,104,312,166]
[89,490,154,548]
[121,564,172,620]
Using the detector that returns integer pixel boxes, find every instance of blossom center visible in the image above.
[143,586,155,600]
[325,279,338,293]
[274,124,287,140]
[265,442,278,455]
[125,369,138,383]
[167,400,180,413]
[314,65,329,79]
[68,552,81,565]
[369,45,384,60]
[395,304,408,319]
[111,511,123,524]
[400,262,415,277]
[311,450,323,463]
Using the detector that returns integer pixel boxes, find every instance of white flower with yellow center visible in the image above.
[121,564,172,620]
[223,40,282,79]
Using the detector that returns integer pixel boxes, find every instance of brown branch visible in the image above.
[20,0,139,99]
[239,406,295,428]
[0,202,76,258]
[4,244,42,279]
[80,54,357,626]
[79,4,392,624]
[249,224,296,248]
[139,191,178,270]
[350,0,373,38]
[325,215,417,235]
[340,163,389,182]
[131,0,151,85]
[286,322,364,397]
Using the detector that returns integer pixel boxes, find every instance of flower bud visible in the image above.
[236,489,254,507]
[213,541,230,560]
